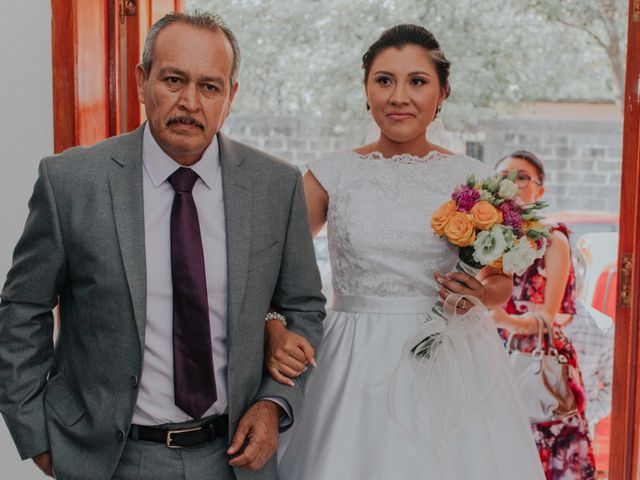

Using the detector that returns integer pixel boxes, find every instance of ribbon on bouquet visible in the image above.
[388,292,503,459]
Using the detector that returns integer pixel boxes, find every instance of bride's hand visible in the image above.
[265,320,317,386]
[434,271,486,313]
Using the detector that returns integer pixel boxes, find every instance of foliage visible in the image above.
[527,0,628,110]
[190,0,627,128]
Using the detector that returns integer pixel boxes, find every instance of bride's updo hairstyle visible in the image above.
[361,24,451,107]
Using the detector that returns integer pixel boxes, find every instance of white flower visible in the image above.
[502,227,517,248]
[473,225,508,265]
[498,179,518,200]
[502,239,538,275]
[483,176,501,193]
[479,190,494,203]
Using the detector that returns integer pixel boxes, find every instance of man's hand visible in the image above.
[227,400,281,471]
[32,451,54,477]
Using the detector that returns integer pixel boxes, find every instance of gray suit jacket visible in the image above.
[0,125,325,480]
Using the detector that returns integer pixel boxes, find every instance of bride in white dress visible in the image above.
[265,24,545,480]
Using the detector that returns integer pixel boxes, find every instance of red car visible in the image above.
[544,211,619,243]
[544,211,619,315]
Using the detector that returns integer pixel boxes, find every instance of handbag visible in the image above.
[507,313,580,422]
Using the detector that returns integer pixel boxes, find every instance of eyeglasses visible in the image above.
[500,170,543,189]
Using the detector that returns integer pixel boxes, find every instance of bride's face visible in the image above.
[365,45,446,145]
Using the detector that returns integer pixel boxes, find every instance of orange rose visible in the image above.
[431,200,457,235]
[443,212,476,247]
[490,258,503,270]
[470,201,503,230]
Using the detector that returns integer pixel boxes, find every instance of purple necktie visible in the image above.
[169,167,216,419]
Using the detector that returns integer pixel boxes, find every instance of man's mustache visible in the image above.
[166,115,205,130]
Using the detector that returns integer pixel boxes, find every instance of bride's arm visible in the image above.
[264,171,328,385]
[265,317,316,386]
[303,171,328,237]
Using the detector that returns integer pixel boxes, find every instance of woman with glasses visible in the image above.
[493,150,597,479]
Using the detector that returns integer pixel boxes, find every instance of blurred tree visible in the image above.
[527,0,627,111]
[190,0,626,128]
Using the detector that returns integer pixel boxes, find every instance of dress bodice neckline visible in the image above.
[353,150,453,164]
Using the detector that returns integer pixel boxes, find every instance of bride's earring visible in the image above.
[434,105,442,120]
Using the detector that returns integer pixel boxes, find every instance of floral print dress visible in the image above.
[500,225,597,480]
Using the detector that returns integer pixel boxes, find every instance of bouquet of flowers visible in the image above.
[411,171,550,358]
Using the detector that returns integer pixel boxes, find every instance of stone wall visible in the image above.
[222,114,623,213]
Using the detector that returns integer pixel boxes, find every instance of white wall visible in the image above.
[0,1,54,274]
[0,1,53,478]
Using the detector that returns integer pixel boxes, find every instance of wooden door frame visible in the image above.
[51,0,79,153]
[51,0,184,152]
[51,0,112,152]
[609,1,640,479]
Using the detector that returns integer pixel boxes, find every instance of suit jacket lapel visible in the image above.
[218,133,252,342]
[108,126,147,349]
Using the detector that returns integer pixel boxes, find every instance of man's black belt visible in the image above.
[129,415,229,448]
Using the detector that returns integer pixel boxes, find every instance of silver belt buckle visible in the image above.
[165,426,202,449]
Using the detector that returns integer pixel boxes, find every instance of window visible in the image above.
[466,141,484,161]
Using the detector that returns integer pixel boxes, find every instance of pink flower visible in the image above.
[499,202,523,228]
[498,200,516,215]
[451,186,480,212]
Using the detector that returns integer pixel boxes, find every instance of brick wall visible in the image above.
[483,119,622,213]
[222,114,363,166]
[222,114,623,213]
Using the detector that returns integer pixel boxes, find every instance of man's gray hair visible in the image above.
[141,10,240,84]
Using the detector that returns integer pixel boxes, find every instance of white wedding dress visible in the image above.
[278,151,544,480]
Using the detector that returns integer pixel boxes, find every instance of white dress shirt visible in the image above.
[132,126,228,425]
[563,300,614,426]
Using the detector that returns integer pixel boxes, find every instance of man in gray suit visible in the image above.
[0,11,324,480]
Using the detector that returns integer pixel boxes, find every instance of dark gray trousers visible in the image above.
[111,435,235,480]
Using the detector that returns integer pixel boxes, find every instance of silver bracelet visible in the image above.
[265,311,287,326]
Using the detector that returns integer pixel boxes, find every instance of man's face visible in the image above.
[136,23,238,166]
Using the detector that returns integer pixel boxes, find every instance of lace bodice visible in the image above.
[308,151,492,298]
